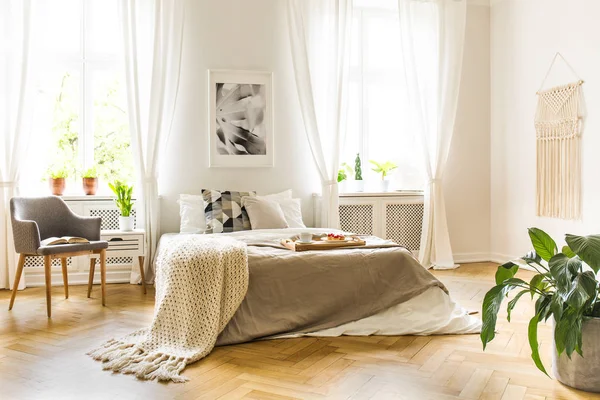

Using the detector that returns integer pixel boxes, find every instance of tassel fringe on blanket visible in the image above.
[535,81,583,219]
[88,339,189,382]
[88,235,249,382]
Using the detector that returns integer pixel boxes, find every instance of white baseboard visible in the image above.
[24,270,132,288]
[453,252,493,263]
[488,252,517,264]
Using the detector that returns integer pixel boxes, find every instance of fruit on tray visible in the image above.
[326,233,346,241]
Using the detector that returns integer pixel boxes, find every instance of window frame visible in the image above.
[348,5,405,175]
[40,0,125,175]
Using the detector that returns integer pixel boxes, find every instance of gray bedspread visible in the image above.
[215,235,445,345]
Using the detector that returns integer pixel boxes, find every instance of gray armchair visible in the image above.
[9,196,109,317]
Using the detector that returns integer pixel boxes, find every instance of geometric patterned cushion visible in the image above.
[202,189,256,233]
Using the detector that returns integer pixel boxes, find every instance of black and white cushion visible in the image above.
[202,189,255,233]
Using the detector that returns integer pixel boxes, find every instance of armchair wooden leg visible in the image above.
[100,249,106,306]
[87,258,96,298]
[8,254,26,311]
[138,256,147,295]
[61,258,69,299]
[44,255,52,318]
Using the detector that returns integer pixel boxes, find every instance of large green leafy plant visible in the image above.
[109,181,134,217]
[481,228,600,375]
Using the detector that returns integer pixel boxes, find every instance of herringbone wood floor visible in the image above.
[1,263,599,400]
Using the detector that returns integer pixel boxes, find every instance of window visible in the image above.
[343,0,424,191]
[22,0,134,194]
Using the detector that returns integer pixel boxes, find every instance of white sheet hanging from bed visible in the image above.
[270,286,481,339]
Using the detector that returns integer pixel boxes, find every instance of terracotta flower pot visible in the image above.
[49,178,66,196]
[83,177,98,195]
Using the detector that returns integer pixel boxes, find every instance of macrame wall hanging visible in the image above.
[535,53,584,220]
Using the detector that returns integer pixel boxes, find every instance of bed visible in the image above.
[156,228,481,346]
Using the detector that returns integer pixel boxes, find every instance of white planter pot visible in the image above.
[354,180,364,192]
[119,216,134,231]
[553,317,600,392]
[382,180,390,192]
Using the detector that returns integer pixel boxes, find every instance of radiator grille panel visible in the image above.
[105,256,133,265]
[385,203,423,251]
[24,256,133,268]
[89,209,137,230]
[339,204,374,235]
[24,257,73,268]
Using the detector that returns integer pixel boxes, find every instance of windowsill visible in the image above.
[60,195,116,201]
[339,190,424,197]
[312,190,424,197]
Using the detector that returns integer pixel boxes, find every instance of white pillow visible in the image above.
[242,196,289,229]
[259,190,305,228]
[262,189,292,201]
[278,198,305,228]
[178,194,205,233]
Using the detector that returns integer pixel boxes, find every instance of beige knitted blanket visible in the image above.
[88,235,248,382]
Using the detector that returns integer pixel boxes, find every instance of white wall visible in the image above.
[490,0,600,261]
[445,3,491,262]
[160,0,321,233]
[159,0,492,262]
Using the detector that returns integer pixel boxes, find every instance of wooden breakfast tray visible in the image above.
[280,236,366,252]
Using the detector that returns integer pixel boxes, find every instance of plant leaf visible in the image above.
[495,262,519,285]
[528,314,549,376]
[562,245,576,258]
[567,257,582,276]
[481,278,527,349]
[530,274,545,299]
[549,254,575,296]
[564,271,597,310]
[535,295,552,321]
[565,234,600,274]
[507,289,529,322]
[522,250,542,265]
[555,307,582,358]
[550,294,564,322]
[528,228,557,262]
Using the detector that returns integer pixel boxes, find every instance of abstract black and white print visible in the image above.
[215,83,267,156]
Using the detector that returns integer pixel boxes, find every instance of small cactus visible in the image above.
[355,153,363,181]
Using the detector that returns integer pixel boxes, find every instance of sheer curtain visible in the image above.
[398,0,466,269]
[120,0,184,283]
[287,0,353,228]
[0,0,33,290]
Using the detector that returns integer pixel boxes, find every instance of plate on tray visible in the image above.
[319,237,352,243]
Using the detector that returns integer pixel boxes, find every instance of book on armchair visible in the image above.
[41,236,90,246]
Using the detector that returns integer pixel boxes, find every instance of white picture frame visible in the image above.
[208,70,274,168]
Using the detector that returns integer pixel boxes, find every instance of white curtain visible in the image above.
[287,0,352,229]
[0,0,33,290]
[120,0,184,283]
[398,0,466,269]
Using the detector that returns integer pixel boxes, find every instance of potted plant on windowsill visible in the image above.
[47,166,69,196]
[337,162,353,193]
[82,166,99,195]
[354,153,364,192]
[369,160,398,192]
[482,228,600,392]
[109,181,134,231]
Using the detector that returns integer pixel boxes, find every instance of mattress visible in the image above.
[156,229,481,344]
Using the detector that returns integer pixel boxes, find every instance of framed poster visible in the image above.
[208,70,274,167]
